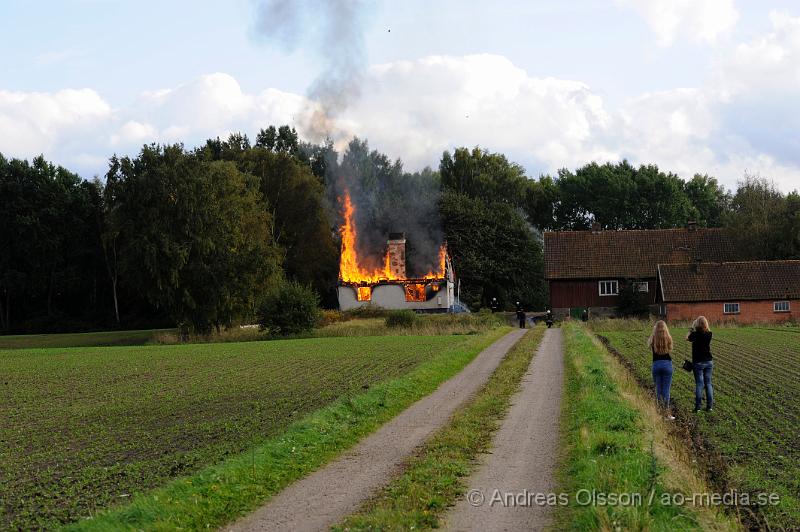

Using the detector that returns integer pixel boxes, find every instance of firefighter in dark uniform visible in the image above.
[516,302,526,329]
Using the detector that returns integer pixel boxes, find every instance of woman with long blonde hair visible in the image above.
[648,320,674,420]
[687,316,714,412]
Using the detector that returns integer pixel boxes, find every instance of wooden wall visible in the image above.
[549,278,658,308]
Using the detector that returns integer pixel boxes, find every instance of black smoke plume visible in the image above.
[330,138,444,277]
[254,3,445,276]
[254,0,365,141]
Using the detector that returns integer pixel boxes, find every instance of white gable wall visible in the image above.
[338,282,455,311]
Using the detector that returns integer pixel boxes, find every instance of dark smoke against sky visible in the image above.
[254,0,366,141]
[254,0,446,277]
[335,138,444,277]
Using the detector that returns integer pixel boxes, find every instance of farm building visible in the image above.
[543,225,741,318]
[657,260,800,323]
[337,234,458,312]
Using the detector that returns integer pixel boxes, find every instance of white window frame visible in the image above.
[598,280,619,296]
[723,302,740,314]
[633,281,649,293]
[774,301,790,313]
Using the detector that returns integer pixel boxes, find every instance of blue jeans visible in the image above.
[693,361,714,410]
[652,360,673,409]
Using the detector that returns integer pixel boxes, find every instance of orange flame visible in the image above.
[404,283,427,302]
[423,244,447,279]
[339,191,395,283]
[339,189,447,284]
[357,286,372,301]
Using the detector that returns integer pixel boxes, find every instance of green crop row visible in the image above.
[595,323,799,529]
[0,333,499,530]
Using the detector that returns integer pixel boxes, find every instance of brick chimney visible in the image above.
[387,233,406,278]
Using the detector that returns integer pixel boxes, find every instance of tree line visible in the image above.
[2,127,798,333]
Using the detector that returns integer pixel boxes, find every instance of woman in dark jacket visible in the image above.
[687,316,713,412]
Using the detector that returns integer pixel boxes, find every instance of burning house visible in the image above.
[337,192,457,312]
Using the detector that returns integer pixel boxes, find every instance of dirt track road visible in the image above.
[445,328,564,532]
[227,328,527,532]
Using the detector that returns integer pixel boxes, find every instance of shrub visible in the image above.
[472,310,505,326]
[344,305,389,320]
[319,309,346,327]
[385,310,417,328]
[259,281,321,335]
[616,280,649,318]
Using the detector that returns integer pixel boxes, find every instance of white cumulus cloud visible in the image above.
[110,121,157,146]
[347,54,616,171]
[0,88,110,156]
[617,88,719,172]
[110,73,318,151]
[1,52,798,192]
[617,0,739,46]
[719,11,800,94]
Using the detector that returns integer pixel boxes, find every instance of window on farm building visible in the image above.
[357,286,371,301]
[723,302,740,314]
[774,301,790,312]
[405,284,427,302]
[599,280,618,296]
[633,281,649,293]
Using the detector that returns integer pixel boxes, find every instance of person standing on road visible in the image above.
[516,308,526,329]
[648,320,675,420]
[687,316,714,413]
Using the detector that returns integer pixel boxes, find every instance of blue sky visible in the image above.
[1,0,798,191]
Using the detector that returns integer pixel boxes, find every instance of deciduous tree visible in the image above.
[106,145,282,332]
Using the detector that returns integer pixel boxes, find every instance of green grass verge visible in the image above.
[151,314,506,344]
[61,327,509,531]
[595,322,799,529]
[554,323,702,530]
[315,313,506,338]
[0,328,171,349]
[333,325,546,531]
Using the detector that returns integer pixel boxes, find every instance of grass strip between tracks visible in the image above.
[334,325,546,530]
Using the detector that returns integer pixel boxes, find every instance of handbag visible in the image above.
[682,359,694,372]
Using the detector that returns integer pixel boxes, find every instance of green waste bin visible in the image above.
[570,307,587,320]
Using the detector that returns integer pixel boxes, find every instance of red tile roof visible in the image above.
[658,261,800,302]
[544,228,741,280]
